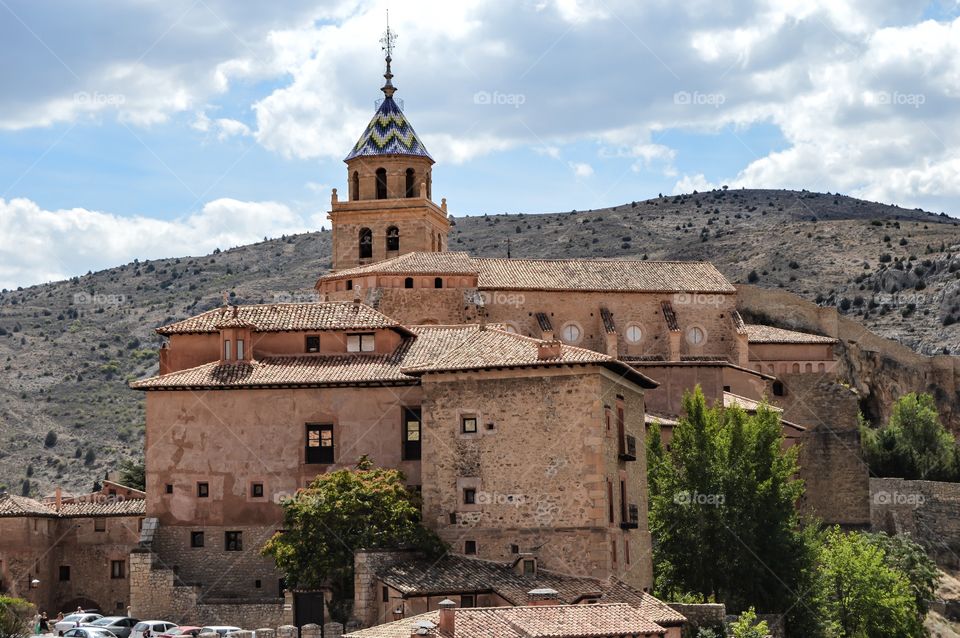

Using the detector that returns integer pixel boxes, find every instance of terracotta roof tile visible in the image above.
[660,301,680,332]
[0,494,55,517]
[745,324,837,344]
[157,302,403,335]
[732,311,747,335]
[321,252,735,293]
[0,493,145,518]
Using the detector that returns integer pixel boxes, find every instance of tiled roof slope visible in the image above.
[157,302,404,335]
[0,493,144,518]
[0,494,56,517]
[321,252,735,293]
[345,96,432,160]
[745,324,837,344]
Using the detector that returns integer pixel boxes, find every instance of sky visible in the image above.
[1,0,960,289]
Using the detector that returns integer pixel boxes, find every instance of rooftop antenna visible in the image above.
[380,10,398,98]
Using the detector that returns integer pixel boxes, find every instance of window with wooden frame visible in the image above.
[306,424,334,464]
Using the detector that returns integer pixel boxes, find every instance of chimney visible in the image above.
[438,599,456,635]
[55,486,62,511]
[537,340,562,361]
[409,619,436,637]
[527,588,559,606]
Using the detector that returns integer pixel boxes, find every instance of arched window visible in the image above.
[434,277,443,289]
[404,277,414,289]
[437,233,443,252]
[405,168,416,198]
[386,226,400,252]
[772,381,786,397]
[359,228,373,259]
[792,363,800,373]
[427,173,432,199]
[351,171,359,201]
[375,168,387,199]
[804,363,813,372]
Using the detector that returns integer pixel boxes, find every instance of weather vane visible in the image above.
[379,9,398,98]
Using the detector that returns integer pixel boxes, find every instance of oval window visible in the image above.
[625,325,642,344]
[561,323,582,343]
[687,326,705,345]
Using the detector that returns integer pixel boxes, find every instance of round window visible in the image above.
[502,323,519,334]
[625,325,643,344]
[687,326,706,345]
[561,323,582,343]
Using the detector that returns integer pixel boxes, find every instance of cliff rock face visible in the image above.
[738,284,960,430]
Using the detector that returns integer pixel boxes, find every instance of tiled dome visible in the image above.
[345,95,432,161]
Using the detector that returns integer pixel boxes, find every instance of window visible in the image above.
[251,483,264,498]
[611,539,617,565]
[773,381,786,397]
[223,339,232,360]
[434,277,443,289]
[461,594,476,608]
[375,168,387,199]
[382,586,390,603]
[607,480,614,524]
[165,484,173,494]
[561,323,582,343]
[511,544,520,554]
[346,333,375,352]
[225,531,243,551]
[522,559,536,575]
[403,407,422,460]
[686,326,706,346]
[461,416,478,434]
[404,277,414,289]
[306,336,320,353]
[111,560,126,579]
[625,539,631,565]
[464,540,477,555]
[306,424,334,464]
[236,339,244,360]
[59,566,70,582]
[405,168,416,197]
[359,228,373,259]
[625,324,643,344]
[197,482,209,498]
[255,580,262,589]
[463,488,476,505]
[191,531,204,548]
[94,518,106,532]
[346,279,353,290]
[351,171,359,201]
[386,226,400,251]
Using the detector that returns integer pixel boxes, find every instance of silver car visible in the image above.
[131,622,177,638]
[84,618,140,638]
[63,629,118,638]
[56,614,104,636]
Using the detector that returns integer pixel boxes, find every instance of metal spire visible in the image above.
[380,10,398,98]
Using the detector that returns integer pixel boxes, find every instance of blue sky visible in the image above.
[1,0,960,288]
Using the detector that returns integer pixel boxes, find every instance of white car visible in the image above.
[199,627,241,637]
[64,628,119,638]
[56,614,104,636]
[131,621,178,638]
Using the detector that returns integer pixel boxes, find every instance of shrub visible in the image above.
[0,595,34,638]
[43,431,57,448]
[747,270,759,283]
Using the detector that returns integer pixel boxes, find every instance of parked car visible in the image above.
[56,614,104,636]
[63,628,117,638]
[158,627,201,638]
[199,627,241,637]
[131,621,178,638]
[84,617,140,638]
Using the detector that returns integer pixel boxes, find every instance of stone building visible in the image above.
[126,40,867,632]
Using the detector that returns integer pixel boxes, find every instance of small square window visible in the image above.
[225,531,243,551]
[347,333,375,352]
[510,544,520,554]
[165,484,173,494]
[461,416,478,434]
[59,566,70,582]
[94,518,106,532]
[191,531,204,548]
[463,488,476,505]
[523,559,536,575]
[255,579,262,589]
[464,540,477,555]
[111,560,126,579]
[306,336,320,353]
[251,483,264,498]
[197,482,209,498]
[461,594,476,608]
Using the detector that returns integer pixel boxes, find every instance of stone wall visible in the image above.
[870,478,960,568]
[667,603,725,634]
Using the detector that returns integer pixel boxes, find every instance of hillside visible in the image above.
[2,187,960,495]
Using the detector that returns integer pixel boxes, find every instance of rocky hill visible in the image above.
[2,188,960,495]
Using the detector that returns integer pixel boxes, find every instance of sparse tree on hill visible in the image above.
[118,458,145,491]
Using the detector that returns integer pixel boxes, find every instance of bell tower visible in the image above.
[328,17,450,272]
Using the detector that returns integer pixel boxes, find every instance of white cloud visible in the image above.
[569,161,594,178]
[0,197,316,290]
[673,173,717,194]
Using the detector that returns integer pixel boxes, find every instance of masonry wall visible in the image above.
[419,366,652,591]
[870,478,960,568]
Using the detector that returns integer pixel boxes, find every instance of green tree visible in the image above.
[729,608,769,638]
[648,387,823,637]
[818,528,924,638]
[262,460,444,624]
[118,458,146,491]
[864,532,939,617]
[862,393,957,480]
[0,596,34,638]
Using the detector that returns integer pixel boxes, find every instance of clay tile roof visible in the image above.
[157,302,404,335]
[57,498,146,517]
[599,582,686,626]
[744,324,837,344]
[130,355,417,390]
[731,311,747,335]
[660,301,680,332]
[319,253,735,294]
[0,493,55,517]
[535,312,553,332]
[345,95,433,161]
[600,307,616,334]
